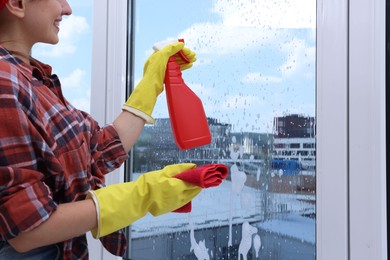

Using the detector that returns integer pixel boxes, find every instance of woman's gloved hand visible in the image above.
[174,46,196,71]
[87,163,202,238]
[122,42,196,124]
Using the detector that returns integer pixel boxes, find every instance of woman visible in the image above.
[0,0,200,259]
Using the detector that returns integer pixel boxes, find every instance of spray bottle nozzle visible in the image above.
[153,39,190,64]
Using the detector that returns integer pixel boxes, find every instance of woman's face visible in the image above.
[23,0,72,45]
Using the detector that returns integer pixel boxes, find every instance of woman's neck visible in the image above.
[9,49,31,64]
[0,41,32,64]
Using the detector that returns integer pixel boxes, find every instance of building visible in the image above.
[272,114,316,171]
[133,118,232,171]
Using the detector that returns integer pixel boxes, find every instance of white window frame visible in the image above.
[317,0,387,259]
[89,0,387,259]
[316,0,349,258]
[88,1,128,259]
[348,0,387,259]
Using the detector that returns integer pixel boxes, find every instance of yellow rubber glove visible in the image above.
[122,42,197,124]
[175,46,196,71]
[87,163,202,238]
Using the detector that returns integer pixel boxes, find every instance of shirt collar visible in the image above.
[0,46,53,81]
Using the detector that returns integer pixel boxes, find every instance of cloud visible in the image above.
[63,69,90,112]
[179,23,278,55]
[33,15,89,57]
[211,0,315,29]
[278,37,315,77]
[176,0,315,58]
[187,82,214,97]
[61,69,86,90]
[59,15,89,39]
[241,73,283,84]
[60,68,90,112]
[71,97,91,113]
[222,95,262,110]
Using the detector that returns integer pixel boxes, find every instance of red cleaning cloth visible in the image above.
[173,163,228,213]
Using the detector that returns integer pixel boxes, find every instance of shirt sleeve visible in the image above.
[0,63,58,240]
[0,167,57,240]
[77,110,128,180]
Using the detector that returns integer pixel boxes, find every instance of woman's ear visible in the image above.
[5,0,25,18]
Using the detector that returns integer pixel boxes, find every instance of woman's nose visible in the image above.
[62,0,72,16]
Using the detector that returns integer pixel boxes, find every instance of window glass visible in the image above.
[130,0,316,259]
[33,0,93,113]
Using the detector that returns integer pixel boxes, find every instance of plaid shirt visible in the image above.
[0,47,128,259]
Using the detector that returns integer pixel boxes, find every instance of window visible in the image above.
[274,144,285,149]
[88,0,387,259]
[303,143,315,149]
[290,143,301,149]
[128,0,316,259]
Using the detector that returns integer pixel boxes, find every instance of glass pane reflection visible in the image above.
[130,0,316,259]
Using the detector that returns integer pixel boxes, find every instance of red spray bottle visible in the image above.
[153,39,211,150]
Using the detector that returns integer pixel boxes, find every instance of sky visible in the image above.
[32,0,316,134]
[32,0,93,112]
